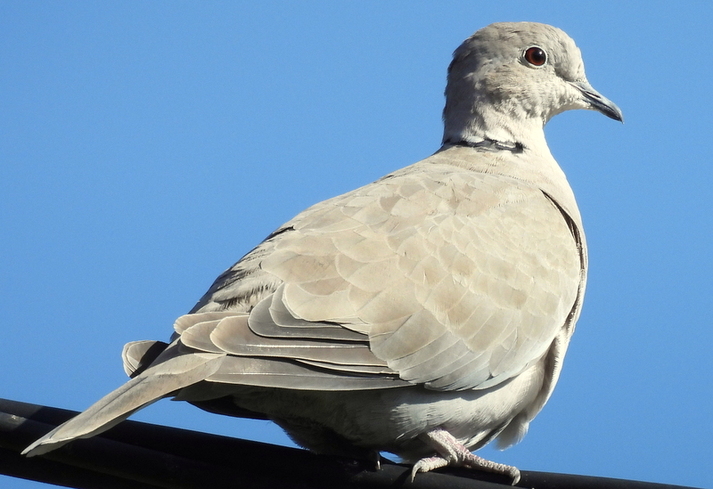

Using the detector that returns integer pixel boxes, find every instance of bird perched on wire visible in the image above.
[24,22,622,484]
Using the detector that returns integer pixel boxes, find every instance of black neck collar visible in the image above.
[445,138,524,154]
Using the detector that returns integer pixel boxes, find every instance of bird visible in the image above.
[23,22,622,484]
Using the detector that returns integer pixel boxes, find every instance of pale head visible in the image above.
[442,22,622,150]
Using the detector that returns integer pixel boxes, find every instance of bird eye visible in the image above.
[523,46,547,67]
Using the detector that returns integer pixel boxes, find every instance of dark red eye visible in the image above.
[524,46,547,66]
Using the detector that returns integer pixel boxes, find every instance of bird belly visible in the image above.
[219,357,546,461]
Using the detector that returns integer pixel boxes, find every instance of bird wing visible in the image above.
[181,157,583,392]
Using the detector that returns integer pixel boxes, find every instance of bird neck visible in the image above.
[441,96,551,157]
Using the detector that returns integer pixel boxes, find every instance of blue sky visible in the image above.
[2,2,712,488]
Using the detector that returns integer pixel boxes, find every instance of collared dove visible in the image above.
[23,22,622,483]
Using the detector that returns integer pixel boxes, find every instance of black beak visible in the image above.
[572,81,624,122]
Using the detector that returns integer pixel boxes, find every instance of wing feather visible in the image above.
[180,160,582,392]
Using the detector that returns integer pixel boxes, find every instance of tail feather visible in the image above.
[122,340,169,377]
[23,349,223,456]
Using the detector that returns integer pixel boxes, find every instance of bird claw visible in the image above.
[412,429,521,485]
[411,456,449,481]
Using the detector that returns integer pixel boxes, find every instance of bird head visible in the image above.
[442,22,623,149]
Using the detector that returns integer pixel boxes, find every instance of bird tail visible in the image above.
[22,344,223,457]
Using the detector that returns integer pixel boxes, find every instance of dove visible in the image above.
[23,22,622,484]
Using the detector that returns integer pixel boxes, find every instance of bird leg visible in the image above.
[411,428,520,485]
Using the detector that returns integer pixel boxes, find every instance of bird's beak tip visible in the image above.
[572,81,623,123]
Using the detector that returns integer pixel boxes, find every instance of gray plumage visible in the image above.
[23,22,622,483]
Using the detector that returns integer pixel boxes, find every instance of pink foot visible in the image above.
[411,428,520,485]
